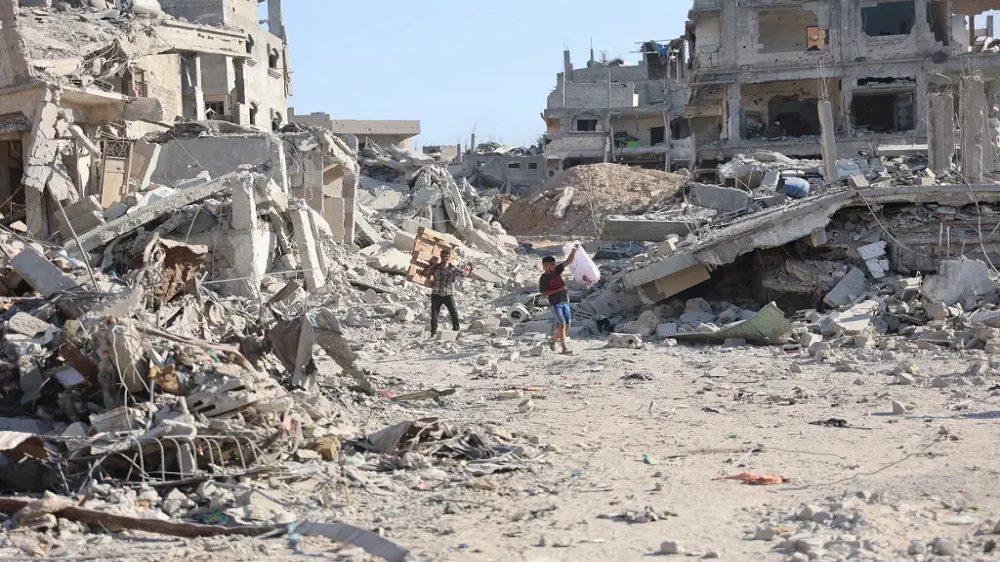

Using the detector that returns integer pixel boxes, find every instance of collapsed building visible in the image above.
[0,0,294,241]
[543,0,1000,174]
[288,110,421,151]
[451,142,547,194]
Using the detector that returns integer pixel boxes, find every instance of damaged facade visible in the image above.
[544,0,1000,172]
[0,0,292,240]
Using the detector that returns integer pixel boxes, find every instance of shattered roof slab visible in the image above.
[624,184,1000,294]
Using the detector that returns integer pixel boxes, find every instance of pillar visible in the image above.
[915,71,929,136]
[927,92,955,173]
[727,84,741,142]
[960,75,987,182]
[818,99,838,185]
[233,57,248,125]
[183,53,206,121]
[841,79,855,134]
[227,173,262,299]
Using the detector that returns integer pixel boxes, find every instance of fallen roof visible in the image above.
[622,184,1000,301]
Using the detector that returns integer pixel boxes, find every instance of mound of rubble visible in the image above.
[499,163,687,238]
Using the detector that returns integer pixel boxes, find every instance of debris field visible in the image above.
[0,1,1000,562]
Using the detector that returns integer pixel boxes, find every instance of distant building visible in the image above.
[543,0,1000,174]
[289,110,421,149]
[423,145,461,163]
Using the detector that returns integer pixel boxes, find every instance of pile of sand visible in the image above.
[500,163,687,237]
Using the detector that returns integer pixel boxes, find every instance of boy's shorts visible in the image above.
[552,303,572,326]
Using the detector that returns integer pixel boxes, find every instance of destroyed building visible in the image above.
[452,142,547,194]
[542,41,690,175]
[158,0,292,129]
[543,0,1000,173]
[0,0,296,240]
[422,144,461,163]
[288,110,421,150]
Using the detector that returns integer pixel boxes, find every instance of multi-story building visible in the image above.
[159,0,292,129]
[544,0,1000,172]
[542,41,691,175]
[0,0,294,237]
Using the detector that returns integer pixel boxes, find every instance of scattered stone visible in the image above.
[933,537,958,556]
[755,525,775,541]
[891,400,908,415]
[659,540,682,555]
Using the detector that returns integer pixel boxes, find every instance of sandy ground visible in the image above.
[2,334,998,561]
[348,336,1000,561]
[3,242,1000,561]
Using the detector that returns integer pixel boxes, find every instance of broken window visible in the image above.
[508,162,521,169]
[928,1,950,44]
[246,35,254,55]
[268,48,280,69]
[576,119,598,132]
[862,1,916,37]
[758,8,820,53]
[852,93,915,132]
[249,103,258,126]
[650,126,666,145]
[271,112,283,132]
[671,117,691,140]
[205,101,225,118]
[123,68,147,98]
[528,162,538,170]
[769,97,820,137]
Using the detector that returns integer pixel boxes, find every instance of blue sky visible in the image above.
[280,4,1000,149]
[281,1,688,149]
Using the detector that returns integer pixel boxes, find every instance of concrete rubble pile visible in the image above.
[353,142,519,276]
[0,119,429,506]
[570,146,1000,354]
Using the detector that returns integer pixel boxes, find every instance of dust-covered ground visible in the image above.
[349,336,1000,561]
[3,249,1000,562]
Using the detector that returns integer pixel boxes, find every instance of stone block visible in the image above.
[824,267,866,307]
[608,333,643,349]
[656,322,678,338]
[690,183,752,211]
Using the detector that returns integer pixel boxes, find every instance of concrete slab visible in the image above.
[601,216,700,242]
[690,183,751,211]
[824,267,866,307]
[11,247,84,317]
[66,172,241,255]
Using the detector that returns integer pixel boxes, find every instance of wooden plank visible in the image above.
[405,226,459,288]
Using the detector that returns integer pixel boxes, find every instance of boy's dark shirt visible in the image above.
[538,264,567,306]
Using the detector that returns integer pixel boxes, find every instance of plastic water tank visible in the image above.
[782,177,811,199]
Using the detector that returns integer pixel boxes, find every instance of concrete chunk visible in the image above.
[11,247,83,317]
[848,175,870,189]
[66,172,242,255]
[922,259,996,306]
[690,183,752,211]
[608,333,644,349]
[823,267,867,307]
[290,207,326,291]
[857,241,887,261]
[5,313,54,338]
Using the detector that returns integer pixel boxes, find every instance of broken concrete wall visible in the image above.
[740,79,842,139]
[136,53,184,120]
[0,0,32,89]
[150,136,276,187]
